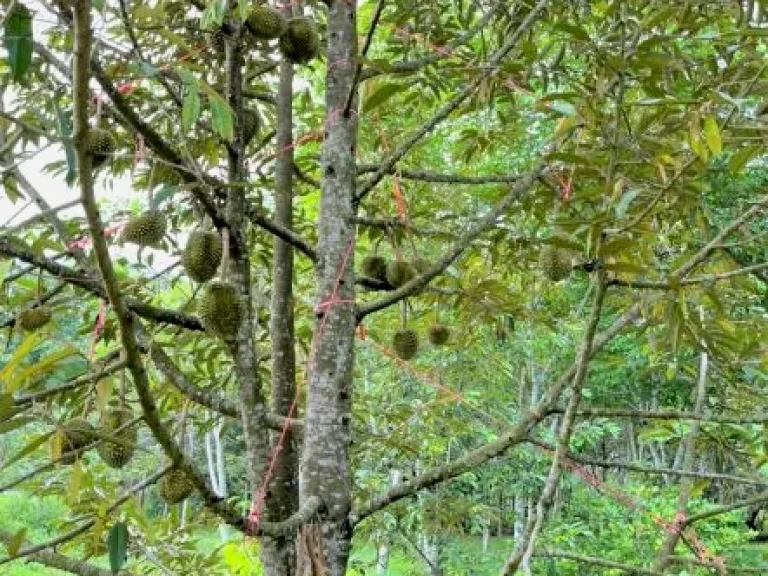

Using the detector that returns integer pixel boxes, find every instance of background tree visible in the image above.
[1,0,768,575]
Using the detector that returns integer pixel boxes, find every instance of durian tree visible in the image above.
[0,0,768,575]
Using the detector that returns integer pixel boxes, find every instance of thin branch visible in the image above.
[608,262,768,290]
[503,273,608,574]
[70,0,244,533]
[0,467,170,568]
[356,0,550,201]
[0,528,133,576]
[7,199,81,233]
[560,407,768,425]
[350,301,643,526]
[358,0,506,82]
[343,0,387,115]
[0,238,204,330]
[356,164,523,185]
[357,168,544,319]
[14,359,127,406]
[526,438,768,488]
[532,550,661,575]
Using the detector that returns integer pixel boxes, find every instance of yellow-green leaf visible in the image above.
[7,528,27,557]
[703,115,722,156]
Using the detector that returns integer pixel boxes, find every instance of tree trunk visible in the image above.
[298,1,359,573]
[262,3,300,574]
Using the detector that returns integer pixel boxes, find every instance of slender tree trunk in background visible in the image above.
[262,2,300,573]
[376,469,401,574]
[299,0,358,572]
[224,21,272,521]
[482,521,490,554]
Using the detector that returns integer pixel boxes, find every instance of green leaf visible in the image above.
[108,522,129,574]
[1,431,53,471]
[0,416,34,436]
[363,83,402,114]
[7,528,27,557]
[729,145,762,174]
[553,116,579,141]
[2,173,24,203]
[181,83,201,133]
[3,3,33,83]
[703,115,722,156]
[208,94,234,142]
[152,184,178,208]
[615,188,642,218]
[52,96,77,186]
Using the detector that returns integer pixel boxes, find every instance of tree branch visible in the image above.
[350,300,643,526]
[503,273,608,574]
[356,0,550,201]
[356,168,544,319]
[356,164,523,185]
[0,238,204,330]
[0,528,133,576]
[532,550,661,575]
[71,0,244,533]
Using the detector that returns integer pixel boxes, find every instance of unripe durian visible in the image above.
[392,329,418,360]
[428,324,450,346]
[361,255,388,282]
[59,418,95,465]
[17,306,52,332]
[96,406,137,469]
[158,468,194,504]
[197,280,242,338]
[248,5,287,40]
[278,17,320,64]
[182,230,223,283]
[86,129,116,169]
[538,245,572,282]
[122,210,167,247]
[386,260,416,288]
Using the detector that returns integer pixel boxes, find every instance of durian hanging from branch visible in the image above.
[121,171,168,248]
[278,17,320,64]
[247,4,287,40]
[182,217,223,284]
[196,228,243,340]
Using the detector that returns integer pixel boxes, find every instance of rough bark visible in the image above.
[299,0,359,573]
[223,19,272,513]
[262,3,300,573]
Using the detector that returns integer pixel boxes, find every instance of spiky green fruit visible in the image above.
[17,306,52,332]
[182,230,223,283]
[278,17,320,64]
[96,407,137,469]
[361,255,388,283]
[392,329,419,360]
[428,324,450,346]
[60,418,95,465]
[242,108,261,146]
[386,260,416,288]
[248,5,287,40]
[158,469,194,504]
[122,210,167,247]
[539,245,572,282]
[197,280,242,338]
[86,129,116,169]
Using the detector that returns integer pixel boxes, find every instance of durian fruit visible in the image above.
[122,210,167,247]
[96,406,137,469]
[16,306,52,332]
[86,129,116,169]
[428,324,450,346]
[158,468,195,504]
[59,418,95,465]
[197,280,243,338]
[360,255,388,283]
[392,329,419,360]
[538,245,572,282]
[182,230,223,283]
[278,17,320,64]
[242,108,261,146]
[248,4,287,40]
[386,260,416,288]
